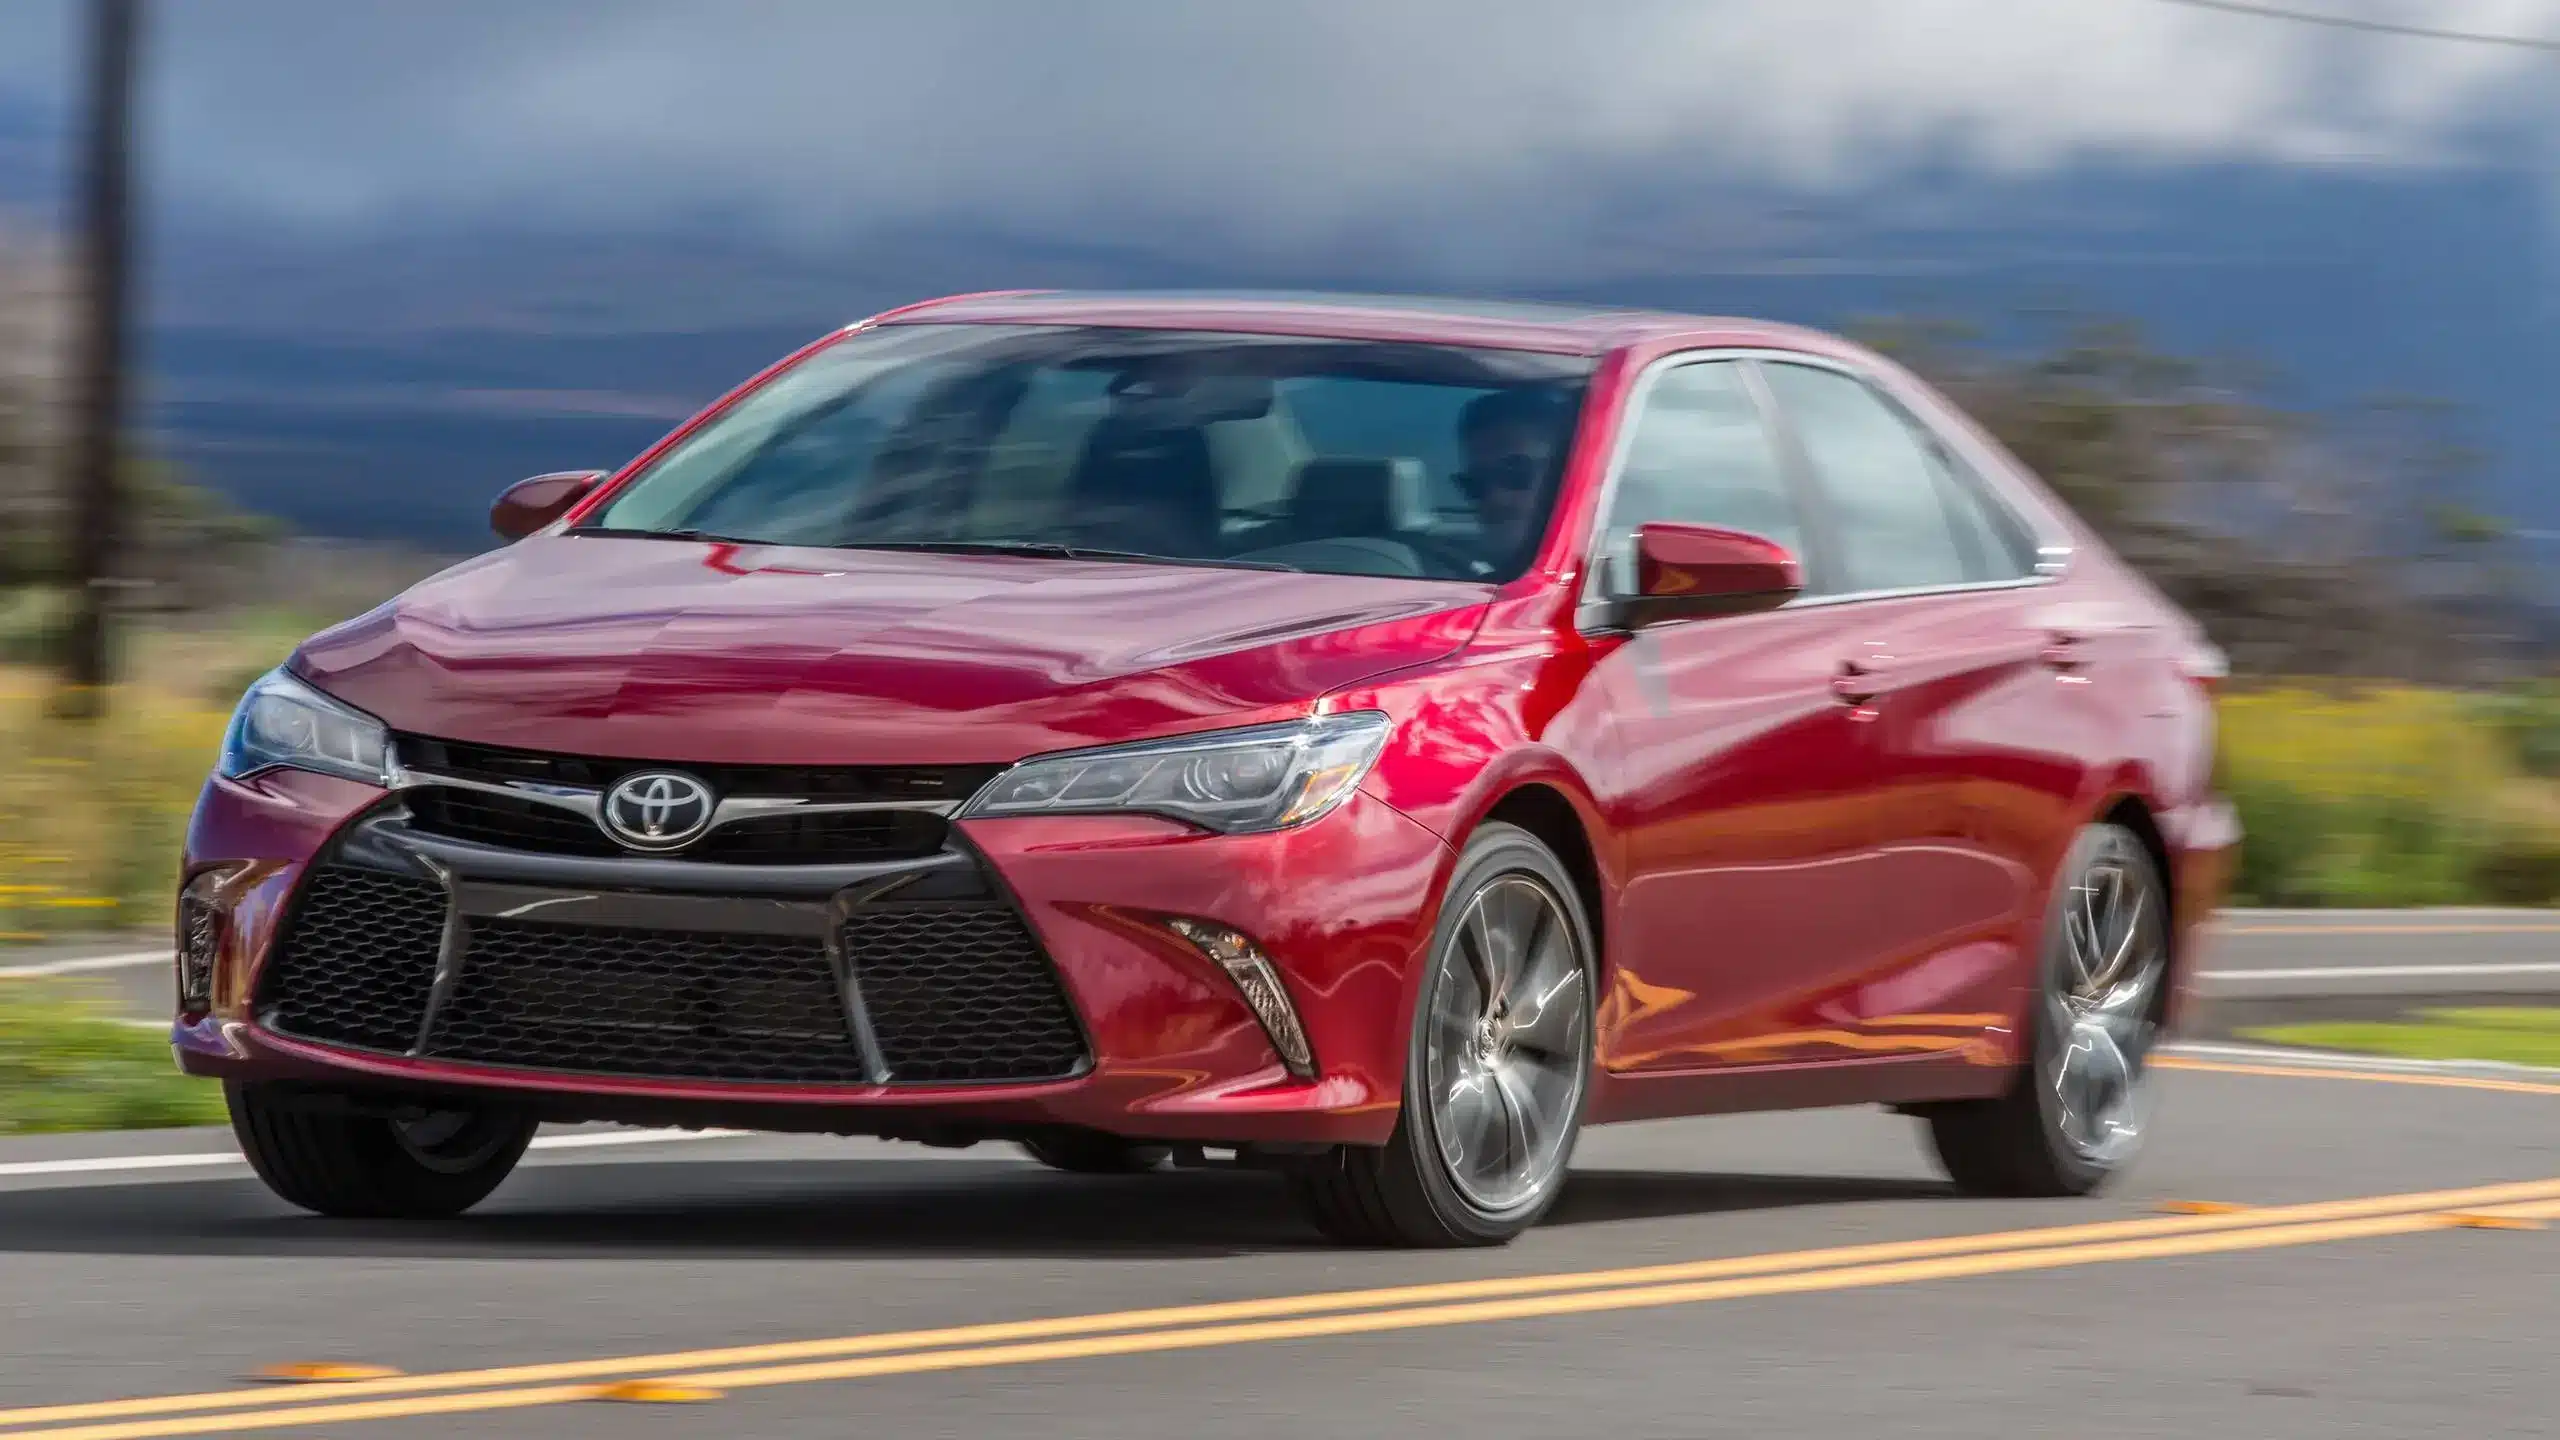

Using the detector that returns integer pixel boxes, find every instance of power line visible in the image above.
[2148,0,2560,53]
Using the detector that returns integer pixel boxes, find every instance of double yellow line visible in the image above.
[6,1175,2558,1440]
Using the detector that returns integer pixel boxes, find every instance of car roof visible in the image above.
[866,288,1853,359]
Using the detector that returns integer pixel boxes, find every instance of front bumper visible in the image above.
[176,768,1452,1147]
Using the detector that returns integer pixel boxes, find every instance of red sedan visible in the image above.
[177,291,2236,1246]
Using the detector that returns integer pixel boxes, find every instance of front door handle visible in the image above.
[1832,656,1890,707]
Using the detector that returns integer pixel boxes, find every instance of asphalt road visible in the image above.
[0,1053,2556,1434]
[2,914,2556,1439]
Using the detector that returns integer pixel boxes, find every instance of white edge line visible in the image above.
[0,1127,752,1180]
[2197,962,2560,982]
[0,950,169,979]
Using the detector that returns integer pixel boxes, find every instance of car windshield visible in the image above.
[582,323,1593,583]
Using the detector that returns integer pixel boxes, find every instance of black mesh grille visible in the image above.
[253,867,1089,1086]
[427,920,870,1083]
[850,905,1087,1084]
[257,868,445,1053]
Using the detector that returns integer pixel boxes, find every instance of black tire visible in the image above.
[226,1084,536,1219]
[1925,822,2169,1197]
[1290,822,1596,1247]
[1019,1133,1174,1174]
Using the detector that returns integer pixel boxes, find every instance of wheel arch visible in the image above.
[1379,760,1619,1088]
[1479,782,1607,973]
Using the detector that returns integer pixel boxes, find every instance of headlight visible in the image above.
[217,668,390,787]
[959,712,1391,834]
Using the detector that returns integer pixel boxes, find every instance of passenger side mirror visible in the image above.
[490,470,608,542]
[1610,522,1802,627]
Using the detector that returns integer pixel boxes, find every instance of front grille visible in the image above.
[692,811,949,865]
[256,865,1088,1087]
[392,736,989,863]
[430,919,869,1083]
[404,788,622,857]
[399,791,951,864]
[258,868,446,1053]
[396,735,1001,803]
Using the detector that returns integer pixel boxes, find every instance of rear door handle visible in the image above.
[2040,632,2086,672]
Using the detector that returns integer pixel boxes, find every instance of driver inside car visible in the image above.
[1452,388,1568,577]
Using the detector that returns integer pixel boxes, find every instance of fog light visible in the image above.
[176,879,223,1014]
[1163,918,1315,1079]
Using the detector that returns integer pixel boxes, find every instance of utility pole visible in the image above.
[56,0,140,716]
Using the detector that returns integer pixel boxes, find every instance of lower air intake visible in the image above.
[255,867,1088,1087]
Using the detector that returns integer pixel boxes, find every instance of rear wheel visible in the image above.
[1291,823,1595,1247]
[1926,822,2170,1197]
[226,1084,537,1218]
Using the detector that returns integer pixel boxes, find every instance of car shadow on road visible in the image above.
[0,1160,1948,1262]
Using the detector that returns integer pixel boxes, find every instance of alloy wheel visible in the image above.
[2044,832,2169,1165]
[1423,874,1591,1216]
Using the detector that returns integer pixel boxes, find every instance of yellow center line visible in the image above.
[2157,1056,2560,1096]
[10,1188,2559,1440]
[661,1195,2560,1394]
[5,1175,2560,1438]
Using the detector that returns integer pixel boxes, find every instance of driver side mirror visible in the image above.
[490,470,608,542]
[1607,521,1802,627]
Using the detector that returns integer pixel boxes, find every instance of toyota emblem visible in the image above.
[599,771,716,851]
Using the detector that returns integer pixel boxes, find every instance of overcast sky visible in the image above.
[0,1,2554,544]
[1,0,2554,271]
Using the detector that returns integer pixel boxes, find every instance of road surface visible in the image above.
[1,912,2555,1439]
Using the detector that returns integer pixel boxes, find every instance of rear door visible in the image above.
[1754,359,2098,1054]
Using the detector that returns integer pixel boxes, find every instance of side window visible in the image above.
[1929,446,2038,581]
[1759,363,1971,594]
[1597,360,1802,587]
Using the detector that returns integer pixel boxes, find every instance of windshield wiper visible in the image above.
[564,525,770,545]
[836,539,1299,573]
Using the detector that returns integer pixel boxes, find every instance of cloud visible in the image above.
[1,0,2554,267]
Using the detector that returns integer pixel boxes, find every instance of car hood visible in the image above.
[292,536,1488,765]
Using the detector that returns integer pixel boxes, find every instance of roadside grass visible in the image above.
[0,666,232,940]
[2239,1007,2560,1069]
[0,981,225,1134]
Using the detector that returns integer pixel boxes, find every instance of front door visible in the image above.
[1587,358,1903,1072]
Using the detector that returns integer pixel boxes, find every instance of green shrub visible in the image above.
[2476,827,2560,905]
[2472,681,2560,780]
[2219,683,2558,907]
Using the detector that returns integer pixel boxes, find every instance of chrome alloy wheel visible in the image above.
[2045,831,2170,1165]
[1423,874,1591,1216]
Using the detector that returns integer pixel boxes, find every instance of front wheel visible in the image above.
[1926,822,2171,1197]
[1292,823,1596,1247]
[226,1084,537,1218]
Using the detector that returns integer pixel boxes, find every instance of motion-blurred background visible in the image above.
[1,0,2556,963]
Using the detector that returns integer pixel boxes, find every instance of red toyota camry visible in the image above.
[177,291,2236,1246]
